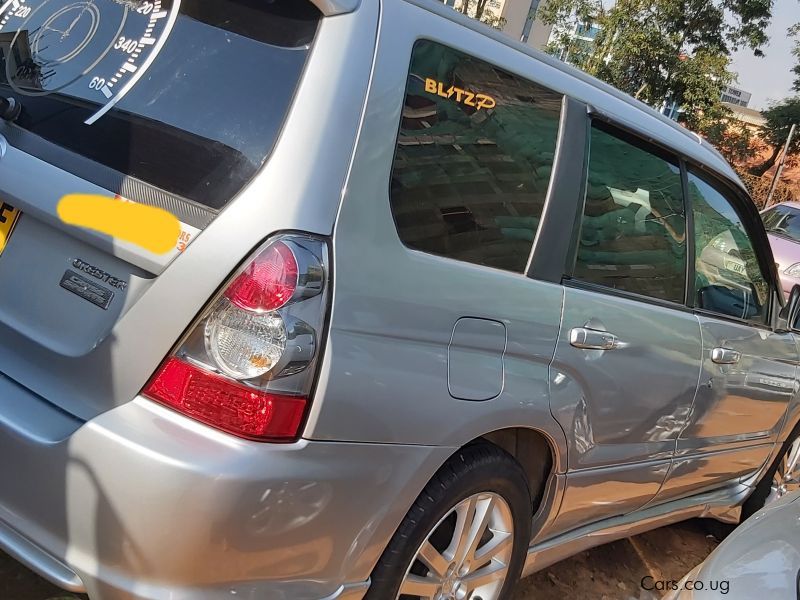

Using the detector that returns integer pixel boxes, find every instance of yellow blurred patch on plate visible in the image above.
[0,201,21,258]
[58,194,181,255]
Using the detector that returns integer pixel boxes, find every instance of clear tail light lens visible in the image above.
[143,234,328,442]
[205,305,288,379]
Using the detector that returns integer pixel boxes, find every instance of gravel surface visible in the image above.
[0,520,718,600]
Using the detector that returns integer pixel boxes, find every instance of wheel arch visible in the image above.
[475,427,558,513]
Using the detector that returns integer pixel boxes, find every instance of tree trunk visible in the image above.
[460,0,470,15]
[475,0,488,19]
[750,144,783,177]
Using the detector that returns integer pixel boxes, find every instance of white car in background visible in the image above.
[666,491,800,599]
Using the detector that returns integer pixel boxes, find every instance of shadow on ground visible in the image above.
[0,520,718,600]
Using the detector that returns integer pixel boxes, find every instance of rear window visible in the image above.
[0,0,320,210]
[390,40,563,274]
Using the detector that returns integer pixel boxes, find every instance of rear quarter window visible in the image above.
[390,40,563,274]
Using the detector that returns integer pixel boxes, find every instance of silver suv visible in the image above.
[0,1,798,599]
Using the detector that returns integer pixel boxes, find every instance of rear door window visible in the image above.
[0,0,320,210]
[573,122,687,304]
[690,171,770,323]
[389,40,563,274]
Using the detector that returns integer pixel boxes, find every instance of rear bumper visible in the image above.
[0,385,452,600]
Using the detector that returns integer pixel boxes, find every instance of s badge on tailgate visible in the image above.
[60,259,127,311]
[60,271,115,310]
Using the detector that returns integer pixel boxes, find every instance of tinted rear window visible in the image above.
[0,0,320,210]
[390,40,563,274]
[574,122,687,304]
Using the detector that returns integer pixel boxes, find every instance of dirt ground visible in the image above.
[513,520,718,600]
[0,520,718,600]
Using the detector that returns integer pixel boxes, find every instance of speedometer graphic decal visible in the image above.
[0,0,181,124]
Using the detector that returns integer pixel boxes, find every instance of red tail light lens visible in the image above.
[144,358,307,440]
[225,241,298,312]
[142,235,327,442]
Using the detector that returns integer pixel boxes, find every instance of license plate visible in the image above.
[724,260,746,275]
[0,202,21,258]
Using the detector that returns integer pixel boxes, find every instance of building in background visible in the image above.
[721,84,752,108]
[546,20,600,63]
[721,102,766,130]
[448,0,554,50]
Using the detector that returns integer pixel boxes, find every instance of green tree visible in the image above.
[539,0,773,130]
[749,97,800,176]
[540,0,599,64]
[790,23,800,92]
[670,51,734,131]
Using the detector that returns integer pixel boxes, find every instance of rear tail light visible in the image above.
[225,241,299,312]
[143,234,328,442]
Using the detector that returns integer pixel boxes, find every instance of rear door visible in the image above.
[658,169,798,499]
[549,121,702,534]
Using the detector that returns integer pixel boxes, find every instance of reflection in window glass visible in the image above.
[390,41,563,273]
[0,0,319,209]
[574,124,686,303]
[691,172,769,322]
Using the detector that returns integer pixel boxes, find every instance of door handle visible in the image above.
[711,347,742,365]
[570,327,620,351]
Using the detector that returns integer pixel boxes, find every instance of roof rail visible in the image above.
[310,0,361,15]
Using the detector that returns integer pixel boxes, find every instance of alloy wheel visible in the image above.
[766,437,800,505]
[396,492,515,600]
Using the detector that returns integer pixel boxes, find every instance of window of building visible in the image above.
[690,171,770,322]
[573,123,687,303]
[390,41,563,273]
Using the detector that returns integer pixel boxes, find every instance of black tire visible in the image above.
[742,430,800,520]
[366,443,532,600]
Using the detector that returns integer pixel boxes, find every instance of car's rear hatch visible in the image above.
[0,0,322,419]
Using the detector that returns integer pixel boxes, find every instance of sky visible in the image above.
[730,0,800,110]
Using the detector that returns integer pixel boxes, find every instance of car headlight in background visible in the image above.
[711,237,731,253]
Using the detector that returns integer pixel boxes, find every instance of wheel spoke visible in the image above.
[462,560,509,591]
[398,574,440,599]
[785,440,800,483]
[448,495,478,563]
[464,495,496,564]
[473,530,513,569]
[418,540,449,578]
